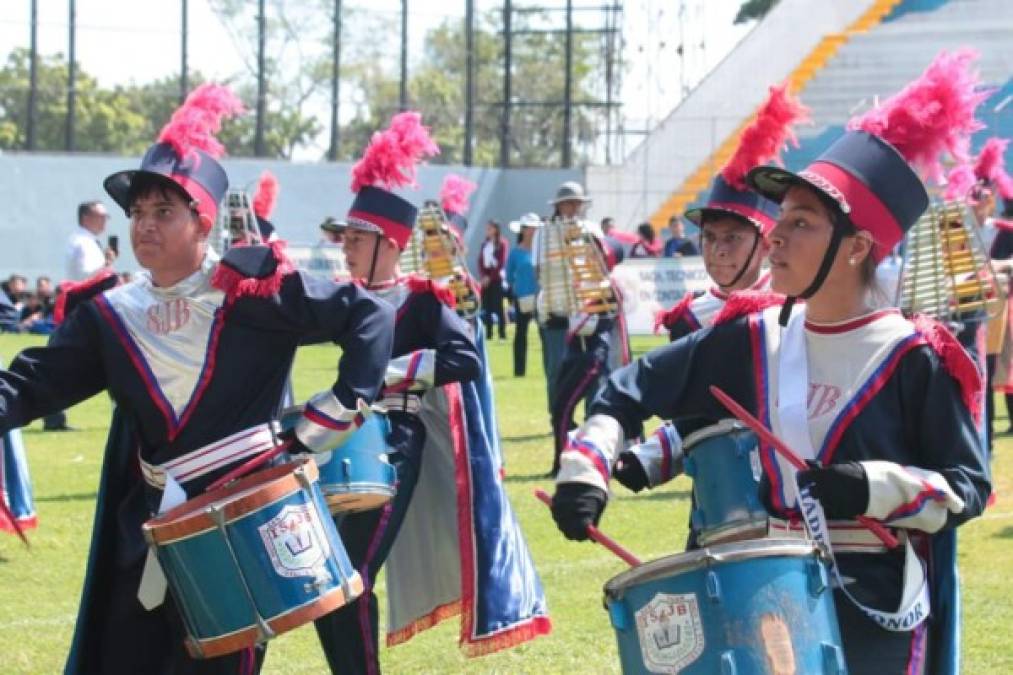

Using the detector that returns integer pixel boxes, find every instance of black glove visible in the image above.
[613,452,649,493]
[551,483,607,541]
[796,460,869,520]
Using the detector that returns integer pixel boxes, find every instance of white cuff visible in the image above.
[384,350,436,391]
[862,460,965,534]
[295,391,367,453]
[628,423,684,487]
[555,414,625,492]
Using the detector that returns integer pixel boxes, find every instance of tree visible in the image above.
[734,0,780,24]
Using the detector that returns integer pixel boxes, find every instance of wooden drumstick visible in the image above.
[534,488,641,567]
[0,499,29,548]
[709,386,899,549]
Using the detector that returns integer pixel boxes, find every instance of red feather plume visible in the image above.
[440,174,477,215]
[974,137,1013,199]
[722,83,809,189]
[350,111,440,193]
[252,171,279,219]
[943,163,976,201]
[848,49,988,183]
[157,83,245,159]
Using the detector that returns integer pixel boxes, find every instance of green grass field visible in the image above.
[0,331,1011,674]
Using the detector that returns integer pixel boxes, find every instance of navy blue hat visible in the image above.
[104,142,229,222]
[685,175,780,235]
[346,185,418,249]
[747,130,928,262]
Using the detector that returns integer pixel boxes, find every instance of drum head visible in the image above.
[603,539,822,599]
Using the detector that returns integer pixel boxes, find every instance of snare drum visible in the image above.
[143,458,362,659]
[315,412,397,513]
[604,539,846,675]
[683,420,768,546]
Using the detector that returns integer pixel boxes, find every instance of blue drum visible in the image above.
[142,458,362,659]
[315,412,397,513]
[683,420,769,546]
[604,539,846,675]
[277,406,397,514]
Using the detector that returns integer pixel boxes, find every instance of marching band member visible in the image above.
[620,83,806,493]
[313,113,549,673]
[550,51,991,674]
[654,84,806,343]
[0,84,395,674]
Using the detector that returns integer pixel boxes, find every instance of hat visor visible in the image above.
[684,206,763,231]
[320,220,347,233]
[103,169,197,215]
[746,165,842,210]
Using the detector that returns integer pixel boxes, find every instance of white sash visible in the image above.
[775,307,930,632]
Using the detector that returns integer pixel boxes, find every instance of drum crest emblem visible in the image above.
[635,592,704,673]
[258,504,332,578]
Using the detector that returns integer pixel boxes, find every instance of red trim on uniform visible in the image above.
[54,269,118,325]
[210,240,296,300]
[405,274,457,309]
[749,312,785,512]
[446,384,479,645]
[804,308,901,334]
[304,406,363,431]
[913,315,983,423]
[359,499,394,675]
[805,161,903,262]
[654,292,697,335]
[348,209,413,249]
[170,305,228,441]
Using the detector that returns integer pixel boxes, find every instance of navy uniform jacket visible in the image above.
[585,307,990,612]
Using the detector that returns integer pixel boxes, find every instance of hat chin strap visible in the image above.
[777,224,846,327]
[719,228,762,291]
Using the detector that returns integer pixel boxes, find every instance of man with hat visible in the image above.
[0,84,395,673]
[312,112,548,673]
[550,51,991,674]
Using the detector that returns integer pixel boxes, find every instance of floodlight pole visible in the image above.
[562,0,574,168]
[181,0,189,103]
[500,0,512,168]
[26,0,38,150]
[66,0,77,151]
[464,0,475,165]
[255,0,267,156]
[399,0,409,111]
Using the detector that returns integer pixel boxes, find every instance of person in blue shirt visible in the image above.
[662,215,700,257]
[506,213,542,376]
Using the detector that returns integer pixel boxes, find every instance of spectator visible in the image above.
[478,219,509,340]
[66,200,116,281]
[34,277,55,318]
[506,213,542,377]
[629,222,661,258]
[1,275,29,311]
[663,215,700,257]
[319,217,346,245]
[600,217,615,237]
[0,285,18,332]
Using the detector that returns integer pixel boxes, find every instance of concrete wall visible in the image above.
[0,152,579,282]
[586,0,878,229]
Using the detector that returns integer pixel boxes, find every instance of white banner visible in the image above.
[610,258,711,335]
[287,243,348,279]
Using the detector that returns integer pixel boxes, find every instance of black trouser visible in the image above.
[513,309,533,376]
[97,551,266,674]
[313,413,425,675]
[835,590,927,674]
[481,282,506,339]
[550,331,610,475]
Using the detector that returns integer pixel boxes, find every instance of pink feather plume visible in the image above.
[848,49,988,183]
[722,83,810,189]
[440,174,477,215]
[350,111,440,193]
[974,137,1013,199]
[944,163,977,201]
[157,83,245,159]
[252,171,279,219]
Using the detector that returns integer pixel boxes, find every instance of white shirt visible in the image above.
[65,227,106,281]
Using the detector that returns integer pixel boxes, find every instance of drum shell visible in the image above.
[143,460,362,659]
[683,422,769,546]
[316,413,397,513]
[603,540,846,675]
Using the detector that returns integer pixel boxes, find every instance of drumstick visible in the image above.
[206,440,292,492]
[709,386,900,550]
[534,488,641,566]
[0,499,29,548]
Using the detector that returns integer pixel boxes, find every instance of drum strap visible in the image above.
[138,423,280,490]
[138,474,187,610]
[777,311,931,632]
[376,393,423,415]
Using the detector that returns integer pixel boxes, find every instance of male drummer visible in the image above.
[0,85,395,673]
[311,113,483,674]
[615,84,805,495]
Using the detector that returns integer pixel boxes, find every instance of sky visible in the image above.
[0,0,752,162]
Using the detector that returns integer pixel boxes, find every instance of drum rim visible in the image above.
[682,418,751,452]
[185,571,365,659]
[603,538,822,597]
[144,458,320,544]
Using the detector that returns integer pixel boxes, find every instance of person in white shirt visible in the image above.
[65,201,116,281]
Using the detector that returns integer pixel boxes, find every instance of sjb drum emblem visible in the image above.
[635,592,704,673]
[258,504,332,578]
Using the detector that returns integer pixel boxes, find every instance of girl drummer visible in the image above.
[550,51,991,674]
